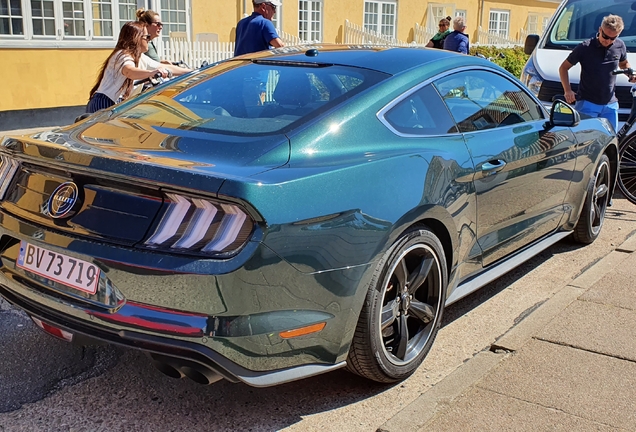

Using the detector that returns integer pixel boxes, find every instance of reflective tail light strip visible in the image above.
[144,194,252,255]
[145,193,191,245]
[202,204,248,253]
[0,156,19,200]
[172,199,218,249]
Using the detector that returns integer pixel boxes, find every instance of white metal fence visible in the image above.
[475,26,524,47]
[158,30,311,67]
[344,19,413,46]
[157,22,530,67]
[413,22,436,45]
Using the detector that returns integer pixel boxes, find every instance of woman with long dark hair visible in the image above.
[86,21,189,113]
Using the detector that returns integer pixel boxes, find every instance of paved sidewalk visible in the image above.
[380,235,636,431]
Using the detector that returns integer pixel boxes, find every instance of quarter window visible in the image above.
[160,0,187,42]
[31,0,55,36]
[63,0,86,37]
[0,0,24,35]
[299,0,321,42]
[118,0,135,29]
[384,85,458,135]
[364,0,396,38]
[434,70,544,133]
[489,10,509,38]
[427,3,454,29]
[92,0,113,37]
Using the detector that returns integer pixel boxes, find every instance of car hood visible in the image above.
[2,115,290,195]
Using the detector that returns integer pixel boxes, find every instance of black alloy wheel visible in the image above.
[573,154,611,244]
[618,137,636,205]
[347,226,447,383]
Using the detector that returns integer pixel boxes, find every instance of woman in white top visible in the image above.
[86,21,189,113]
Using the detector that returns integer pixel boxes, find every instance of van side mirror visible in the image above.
[524,35,540,55]
[549,99,580,127]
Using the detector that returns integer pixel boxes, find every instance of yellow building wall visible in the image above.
[2,0,559,113]
[0,49,110,112]
[483,0,557,41]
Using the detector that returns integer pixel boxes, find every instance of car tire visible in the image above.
[346,225,447,383]
[572,154,611,244]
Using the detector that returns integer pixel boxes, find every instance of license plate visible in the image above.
[16,241,100,295]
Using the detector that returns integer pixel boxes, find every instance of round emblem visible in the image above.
[47,182,79,219]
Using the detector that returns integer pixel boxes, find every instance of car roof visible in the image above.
[231,44,474,75]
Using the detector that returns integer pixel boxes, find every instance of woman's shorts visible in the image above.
[86,93,116,114]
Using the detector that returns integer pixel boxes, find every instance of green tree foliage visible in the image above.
[469,46,530,78]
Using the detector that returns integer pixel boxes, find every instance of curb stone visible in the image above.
[377,351,504,432]
[378,232,636,432]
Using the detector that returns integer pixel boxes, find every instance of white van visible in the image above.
[521,0,636,122]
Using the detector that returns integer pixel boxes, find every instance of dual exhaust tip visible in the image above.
[149,353,223,385]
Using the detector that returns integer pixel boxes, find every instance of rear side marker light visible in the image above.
[0,155,20,200]
[279,322,326,339]
[144,193,253,255]
[31,317,74,342]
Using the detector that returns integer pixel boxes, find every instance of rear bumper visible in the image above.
[0,211,368,386]
[0,284,345,387]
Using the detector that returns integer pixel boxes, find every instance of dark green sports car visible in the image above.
[0,45,617,386]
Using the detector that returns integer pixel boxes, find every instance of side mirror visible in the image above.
[549,99,580,127]
[524,35,540,55]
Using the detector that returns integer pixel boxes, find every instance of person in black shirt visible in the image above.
[559,14,635,131]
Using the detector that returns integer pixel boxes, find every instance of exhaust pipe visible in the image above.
[149,353,223,385]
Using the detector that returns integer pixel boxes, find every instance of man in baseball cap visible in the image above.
[234,0,285,56]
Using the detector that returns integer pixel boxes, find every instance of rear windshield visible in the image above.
[546,0,636,51]
[117,61,388,135]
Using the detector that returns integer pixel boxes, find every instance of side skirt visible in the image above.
[445,231,572,306]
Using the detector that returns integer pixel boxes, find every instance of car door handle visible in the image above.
[481,159,506,174]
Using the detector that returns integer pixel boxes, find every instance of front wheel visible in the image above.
[572,154,611,244]
[617,136,636,205]
[346,226,447,383]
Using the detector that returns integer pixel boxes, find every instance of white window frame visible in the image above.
[527,13,538,34]
[364,0,396,38]
[118,0,136,29]
[427,3,455,29]
[488,9,509,38]
[456,9,466,22]
[0,0,192,48]
[298,0,322,42]
[156,0,189,42]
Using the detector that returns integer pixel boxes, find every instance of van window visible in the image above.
[546,0,636,50]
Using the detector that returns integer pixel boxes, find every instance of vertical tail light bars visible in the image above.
[144,193,254,256]
[0,155,20,200]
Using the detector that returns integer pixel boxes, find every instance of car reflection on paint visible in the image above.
[0,45,617,387]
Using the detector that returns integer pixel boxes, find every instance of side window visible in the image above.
[384,84,458,135]
[434,70,544,133]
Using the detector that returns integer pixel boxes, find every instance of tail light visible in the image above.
[143,193,254,256]
[0,155,20,200]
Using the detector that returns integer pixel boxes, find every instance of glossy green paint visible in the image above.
[0,47,620,383]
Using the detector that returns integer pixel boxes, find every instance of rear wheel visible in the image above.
[618,136,636,205]
[347,226,447,383]
[573,154,611,244]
